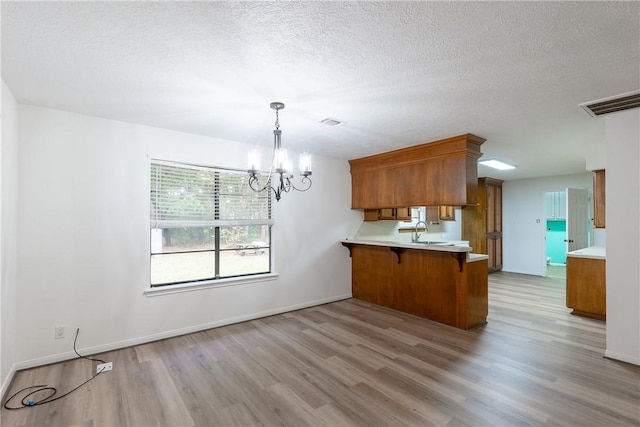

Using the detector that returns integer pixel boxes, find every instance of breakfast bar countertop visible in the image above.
[340,238,488,262]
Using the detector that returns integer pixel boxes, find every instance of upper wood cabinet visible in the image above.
[349,134,485,209]
[439,206,456,221]
[425,206,440,223]
[593,169,605,228]
[364,207,412,221]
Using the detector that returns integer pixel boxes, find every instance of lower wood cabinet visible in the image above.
[566,256,606,318]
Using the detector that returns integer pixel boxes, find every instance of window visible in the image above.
[150,160,272,287]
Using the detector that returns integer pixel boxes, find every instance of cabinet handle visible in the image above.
[564,239,574,242]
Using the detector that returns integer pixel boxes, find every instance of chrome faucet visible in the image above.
[412,220,428,242]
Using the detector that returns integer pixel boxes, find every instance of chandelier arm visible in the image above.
[248,173,272,194]
[287,176,312,192]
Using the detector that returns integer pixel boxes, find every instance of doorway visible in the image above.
[544,188,590,277]
[545,190,567,266]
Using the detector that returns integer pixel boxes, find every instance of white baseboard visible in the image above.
[9,294,352,374]
[604,349,640,366]
[1,363,18,402]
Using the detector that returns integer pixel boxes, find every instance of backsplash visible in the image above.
[354,207,463,243]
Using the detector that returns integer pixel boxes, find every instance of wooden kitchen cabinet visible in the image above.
[566,254,606,318]
[439,206,456,221]
[426,206,440,223]
[462,177,503,272]
[593,169,605,228]
[396,207,412,221]
[349,134,485,208]
[364,207,412,221]
[379,208,396,220]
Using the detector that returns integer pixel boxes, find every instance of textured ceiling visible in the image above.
[2,1,639,180]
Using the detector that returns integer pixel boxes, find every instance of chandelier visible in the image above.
[247,102,312,201]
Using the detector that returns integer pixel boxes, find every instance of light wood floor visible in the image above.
[3,271,639,426]
[546,264,566,279]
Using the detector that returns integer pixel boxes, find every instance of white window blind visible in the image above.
[150,160,273,229]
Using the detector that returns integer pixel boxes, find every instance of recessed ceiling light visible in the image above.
[479,159,516,170]
[319,117,344,126]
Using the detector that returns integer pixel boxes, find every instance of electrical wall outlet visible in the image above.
[54,326,65,339]
[96,362,113,373]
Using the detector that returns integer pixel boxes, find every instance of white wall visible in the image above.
[605,108,640,365]
[503,173,593,276]
[15,105,361,367]
[1,80,19,395]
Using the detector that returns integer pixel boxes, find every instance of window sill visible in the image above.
[144,273,279,297]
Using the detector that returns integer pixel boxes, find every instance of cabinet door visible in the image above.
[545,192,556,219]
[486,184,495,233]
[365,207,412,221]
[426,206,440,223]
[364,209,379,221]
[378,208,395,220]
[396,207,412,221]
[594,170,605,228]
[494,185,502,232]
[486,237,495,270]
[486,235,503,272]
[556,191,567,219]
[493,236,503,270]
[439,206,456,221]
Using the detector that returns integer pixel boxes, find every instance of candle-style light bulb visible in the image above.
[299,153,312,177]
[274,148,289,173]
[248,150,260,175]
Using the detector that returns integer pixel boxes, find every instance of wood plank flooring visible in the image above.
[3,271,639,426]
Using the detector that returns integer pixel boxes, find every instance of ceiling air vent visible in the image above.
[320,117,344,126]
[579,90,640,117]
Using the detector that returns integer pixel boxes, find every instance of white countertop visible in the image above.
[566,246,606,260]
[340,238,488,262]
[467,253,490,263]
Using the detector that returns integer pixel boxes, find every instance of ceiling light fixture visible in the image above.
[247,102,312,201]
[479,159,516,170]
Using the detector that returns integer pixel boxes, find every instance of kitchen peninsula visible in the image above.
[341,239,489,330]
